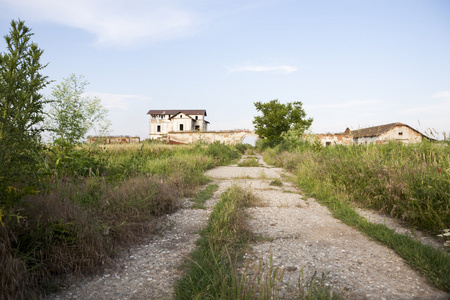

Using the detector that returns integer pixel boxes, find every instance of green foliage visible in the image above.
[269,178,283,186]
[46,74,111,145]
[265,142,450,233]
[253,99,313,148]
[39,145,109,179]
[175,186,255,299]
[191,184,219,209]
[280,127,306,150]
[1,143,226,298]
[175,185,339,299]
[205,141,241,165]
[0,19,51,205]
[235,143,253,154]
[237,157,260,167]
[264,142,450,291]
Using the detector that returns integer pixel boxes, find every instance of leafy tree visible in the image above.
[46,74,111,146]
[253,99,313,147]
[0,19,51,204]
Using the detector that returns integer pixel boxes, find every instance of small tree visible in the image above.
[46,74,111,146]
[0,19,51,204]
[253,99,313,148]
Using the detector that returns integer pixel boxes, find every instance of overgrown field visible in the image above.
[0,141,241,299]
[264,141,450,234]
[263,141,450,291]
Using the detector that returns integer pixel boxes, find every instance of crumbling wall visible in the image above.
[87,136,140,144]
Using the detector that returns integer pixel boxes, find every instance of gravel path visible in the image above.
[48,154,449,300]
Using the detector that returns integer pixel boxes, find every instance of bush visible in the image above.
[0,143,225,298]
[205,142,240,165]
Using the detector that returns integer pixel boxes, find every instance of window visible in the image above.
[180,124,184,131]
[180,115,182,118]
[326,141,331,146]
[195,116,198,120]
[195,125,200,131]
[398,132,403,136]
[157,125,161,132]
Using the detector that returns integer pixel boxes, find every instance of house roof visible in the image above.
[349,122,424,138]
[147,110,207,116]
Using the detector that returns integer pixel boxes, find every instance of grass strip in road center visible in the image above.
[191,184,219,209]
[175,185,341,299]
[175,185,254,299]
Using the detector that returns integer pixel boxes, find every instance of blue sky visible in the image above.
[1,0,449,140]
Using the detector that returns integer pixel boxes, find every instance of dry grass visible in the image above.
[1,174,180,298]
[1,142,242,298]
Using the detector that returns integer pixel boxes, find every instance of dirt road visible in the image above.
[49,154,449,299]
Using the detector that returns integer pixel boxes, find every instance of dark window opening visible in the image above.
[326,141,331,146]
[195,125,200,131]
[195,116,198,120]
[157,125,161,132]
[180,124,184,131]
[180,115,182,118]
[398,132,403,136]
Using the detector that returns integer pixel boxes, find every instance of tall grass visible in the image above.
[266,141,450,233]
[1,142,241,299]
[263,141,450,291]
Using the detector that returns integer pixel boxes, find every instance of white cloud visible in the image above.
[3,0,199,46]
[433,91,450,99]
[227,63,298,74]
[83,92,150,110]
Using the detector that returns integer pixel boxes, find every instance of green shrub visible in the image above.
[0,143,225,298]
[237,157,260,167]
[205,141,240,165]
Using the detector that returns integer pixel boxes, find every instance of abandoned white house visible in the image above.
[315,122,431,146]
[147,110,209,140]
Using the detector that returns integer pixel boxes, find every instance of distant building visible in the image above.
[147,110,209,140]
[315,122,432,146]
[350,122,430,145]
[315,129,354,146]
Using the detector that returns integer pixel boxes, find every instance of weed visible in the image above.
[205,141,241,165]
[1,142,239,298]
[191,184,219,209]
[270,179,283,186]
[238,157,260,167]
[175,185,340,299]
[263,141,450,292]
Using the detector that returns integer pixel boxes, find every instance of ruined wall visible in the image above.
[87,136,140,144]
[166,130,258,145]
[316,133,354,146]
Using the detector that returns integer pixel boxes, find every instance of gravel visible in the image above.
[47,155,449,300]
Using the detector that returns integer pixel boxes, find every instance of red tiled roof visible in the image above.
[147,110,207,116]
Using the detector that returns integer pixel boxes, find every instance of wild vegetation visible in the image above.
[175,185,340,299]
[0,142,240,299]
[262,140,450,291]
[264,141,449,234]
[253,99,313,148]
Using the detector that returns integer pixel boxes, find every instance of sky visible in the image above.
[1,0,449,140]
